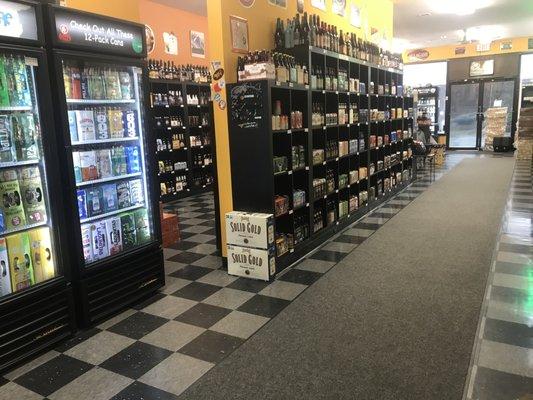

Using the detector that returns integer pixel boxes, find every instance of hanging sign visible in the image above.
[52,7,145,57]
[0,0,38,41]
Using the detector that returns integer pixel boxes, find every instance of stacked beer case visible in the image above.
[516,107,533,160]
[226,211,276,281]
[483,107,508,151]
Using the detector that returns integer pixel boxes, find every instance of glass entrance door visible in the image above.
[448,82,480,148]
[481,80,515,148]
[447,79,517,149]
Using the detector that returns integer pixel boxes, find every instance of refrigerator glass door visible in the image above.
[0,50,58,298]
[60,58,155,266]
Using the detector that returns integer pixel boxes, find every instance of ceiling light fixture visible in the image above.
[426,0,492,16]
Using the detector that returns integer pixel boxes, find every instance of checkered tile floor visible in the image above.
[465,159,533,400]
[0,154,494,400]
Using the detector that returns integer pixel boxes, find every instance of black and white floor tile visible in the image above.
[465,159,533,400]
[0,153,515,400]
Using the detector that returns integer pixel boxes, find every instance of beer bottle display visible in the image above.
[0,51,57,297]
[62,60,153,266]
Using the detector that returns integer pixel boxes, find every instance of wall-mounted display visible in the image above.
[230,15,249,54]
[190,30,205,58]
[164,31,178,55]
[470,60,494,77]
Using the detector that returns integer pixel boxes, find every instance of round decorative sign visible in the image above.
[239,0,255,7]
[145,25,155,55]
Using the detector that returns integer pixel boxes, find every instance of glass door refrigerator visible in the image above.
[43,5,163,326]
[0,0,75,372]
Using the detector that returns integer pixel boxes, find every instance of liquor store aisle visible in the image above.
[0,153,494,400]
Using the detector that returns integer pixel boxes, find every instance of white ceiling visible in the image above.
[149,0,207,16]
[393,0,533,49]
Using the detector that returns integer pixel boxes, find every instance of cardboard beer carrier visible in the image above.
[225,211,276,281]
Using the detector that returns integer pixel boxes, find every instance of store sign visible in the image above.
[470,59,494,77]
[53,8,145,57]
[407,49,429,62]
[500,41,512,50]
[0,0,38,41]
[455,47,466,55]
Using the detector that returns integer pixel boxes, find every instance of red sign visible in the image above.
[407,49,429,61]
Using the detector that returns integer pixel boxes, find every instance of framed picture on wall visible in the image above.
[190,30,206,58]
[332,0,346,16]
[230,15,249,53]
[311,0,326,11]
[350,4,361,28]
[164,32,178,55]
[268,0,287,7]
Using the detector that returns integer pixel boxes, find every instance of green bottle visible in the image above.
[0,55,11,107]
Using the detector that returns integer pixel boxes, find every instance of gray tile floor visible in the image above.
[465,159,533,400]
[1,152,527,400]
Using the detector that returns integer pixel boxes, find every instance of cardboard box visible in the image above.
[225,211,274,249]
[227,244,276,281]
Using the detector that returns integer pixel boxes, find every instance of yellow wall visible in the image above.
[404,37,532,63]
[209,0,393,256]
[65,0,141,22]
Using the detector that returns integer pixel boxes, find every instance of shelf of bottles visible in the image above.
[0,51,58,298]
[269,13,412,262]
[148,60,214,202]
[62,60,154,267]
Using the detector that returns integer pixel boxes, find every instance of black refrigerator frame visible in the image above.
[0,0,75,373]
[43,5,164,327]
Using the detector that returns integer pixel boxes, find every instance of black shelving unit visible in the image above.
[150,80,214,202]
[415,86,439,134]
[228,46,414,274]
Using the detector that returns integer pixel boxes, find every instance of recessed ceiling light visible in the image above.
[440,35,447,39]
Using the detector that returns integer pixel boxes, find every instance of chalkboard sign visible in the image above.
[230,82,264,129]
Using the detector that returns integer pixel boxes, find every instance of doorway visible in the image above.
[446,78,518,149]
